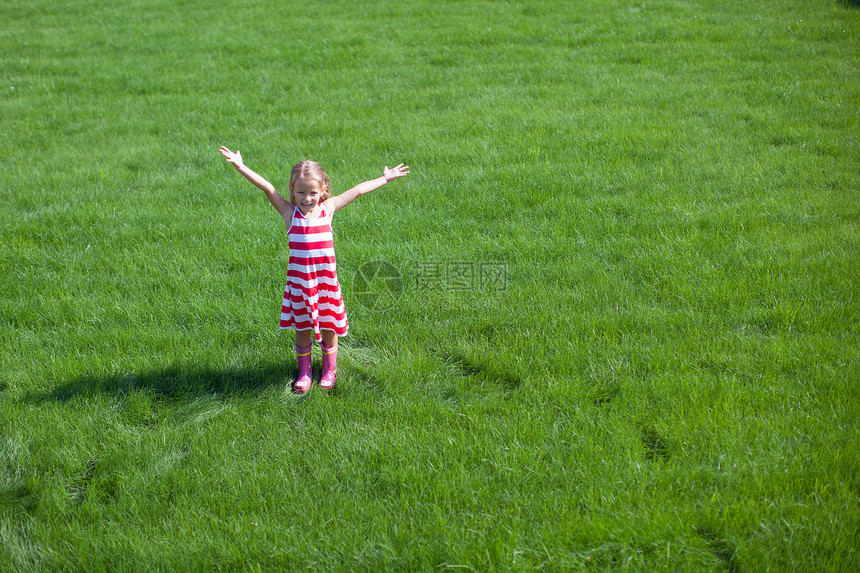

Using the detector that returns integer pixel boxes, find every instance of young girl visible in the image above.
[219,146,409,393]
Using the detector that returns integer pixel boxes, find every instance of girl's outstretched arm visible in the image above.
[325,163,410,214]
[219,146,292,219]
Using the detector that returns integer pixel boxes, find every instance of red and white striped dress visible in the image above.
[280,204,348,341]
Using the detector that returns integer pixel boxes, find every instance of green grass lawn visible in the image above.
[2,0,858,570]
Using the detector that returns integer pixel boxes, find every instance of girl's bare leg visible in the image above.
[296,329,314,348]
[321,330,338,349]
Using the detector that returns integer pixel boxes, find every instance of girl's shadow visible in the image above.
[31,362,296,403]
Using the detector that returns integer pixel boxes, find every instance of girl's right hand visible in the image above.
[219,146,244,168]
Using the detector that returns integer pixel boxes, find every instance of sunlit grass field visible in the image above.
[2,0,858,570]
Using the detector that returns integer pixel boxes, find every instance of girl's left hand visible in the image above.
[219,146,244,169]
[383,163,410,181]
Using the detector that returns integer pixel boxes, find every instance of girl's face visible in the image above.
[292,177,323,215]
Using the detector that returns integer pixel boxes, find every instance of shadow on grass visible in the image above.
[695,526,742,573]
[440,351,523,396]
[30,362,296,403]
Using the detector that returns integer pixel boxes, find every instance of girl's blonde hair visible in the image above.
[289,160,331,205]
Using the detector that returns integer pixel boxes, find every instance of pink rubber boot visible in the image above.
[294,343,313,394]
[320,342,338,390]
